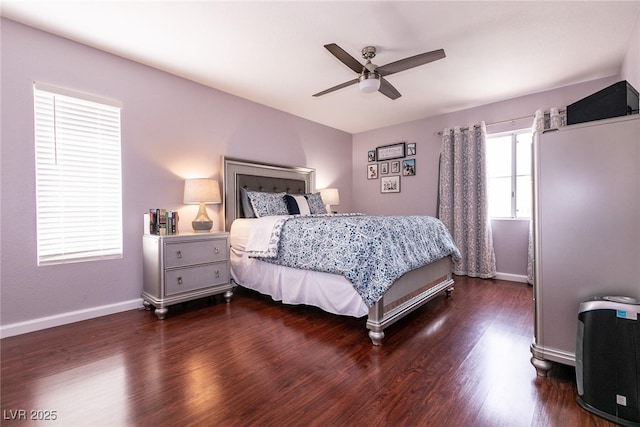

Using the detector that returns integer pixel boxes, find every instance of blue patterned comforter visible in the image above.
[247,214,461,307]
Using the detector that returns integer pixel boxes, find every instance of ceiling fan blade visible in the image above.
[324,43,364,74]
[379,77,401,100]
[377,48,445,76]
[313,78,359,97]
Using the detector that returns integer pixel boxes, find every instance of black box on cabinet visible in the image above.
[567,81,639,125]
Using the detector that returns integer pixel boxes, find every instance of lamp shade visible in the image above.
[183,179,221,205]
[320,188,340,206]
[320,188,340,214]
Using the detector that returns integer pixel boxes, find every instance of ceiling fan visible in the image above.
[313,43,446,100]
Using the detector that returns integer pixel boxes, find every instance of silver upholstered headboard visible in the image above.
[222,157,316,231]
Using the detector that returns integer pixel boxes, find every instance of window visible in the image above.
[486,129,532,218]
[34,83,122,265]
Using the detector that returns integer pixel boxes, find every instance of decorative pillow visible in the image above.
[285,194,311,215]
[247,191,289,217]
[240,187,256,218]
[305,192,327,214]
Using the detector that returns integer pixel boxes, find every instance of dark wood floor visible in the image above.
[1,277,617,426]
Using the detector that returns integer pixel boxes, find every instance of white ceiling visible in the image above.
[2,1,639,134]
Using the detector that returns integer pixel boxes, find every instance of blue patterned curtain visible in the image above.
[438,123,496,278]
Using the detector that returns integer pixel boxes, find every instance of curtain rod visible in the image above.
[433,108,566,136]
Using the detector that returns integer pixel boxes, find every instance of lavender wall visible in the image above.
[0,19,352,332]
[621,11,640,90]
[351,76,621,279]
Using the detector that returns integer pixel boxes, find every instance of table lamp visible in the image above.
[183,178,221,232]
[320,188,340,213]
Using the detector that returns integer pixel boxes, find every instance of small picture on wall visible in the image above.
[391,161,400,174]
[381,175,400,193]
[380,162,389,175]
[402,159,416,176]
[367,164,378,179]
[368,150,376,162]
[407,143,416,156]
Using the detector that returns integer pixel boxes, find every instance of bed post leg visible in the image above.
[367,299,385,345]
[446,286,454,297]
[368,329,384,346]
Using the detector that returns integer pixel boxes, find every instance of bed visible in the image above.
[222,156,459,345]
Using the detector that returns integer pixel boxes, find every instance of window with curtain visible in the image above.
[33,83,123,265]
[486,129,532,219]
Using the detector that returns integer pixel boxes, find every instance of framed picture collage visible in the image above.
[367,142,416,193]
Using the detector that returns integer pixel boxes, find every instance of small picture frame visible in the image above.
[391,161,400,174]
[407,143,416,156]
[380,162,389,175]
[367,164,378,180]
[402,159,416,176]
[381,175,400,193]
[368,150,376,162]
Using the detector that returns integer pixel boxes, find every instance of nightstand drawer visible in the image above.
[164,262,230,296]
[164,238,227,268]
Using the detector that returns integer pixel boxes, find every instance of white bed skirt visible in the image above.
[230,248,369,317]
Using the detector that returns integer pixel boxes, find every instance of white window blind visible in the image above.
[34,83,123,265]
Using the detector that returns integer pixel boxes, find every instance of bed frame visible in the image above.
[222,156,455,345]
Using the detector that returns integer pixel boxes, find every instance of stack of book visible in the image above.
[144,209,178,235]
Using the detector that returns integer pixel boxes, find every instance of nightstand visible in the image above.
[142,231,232,319]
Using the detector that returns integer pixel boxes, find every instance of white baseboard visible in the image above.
[494,272,530,284]
[0,299,143,339]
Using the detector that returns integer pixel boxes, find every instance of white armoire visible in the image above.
[530,115,640,376]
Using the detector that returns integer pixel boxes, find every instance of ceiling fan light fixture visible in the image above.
[358,73,380,93]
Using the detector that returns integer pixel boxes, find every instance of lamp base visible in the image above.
[192,202,213,232]
[192,220,213,232]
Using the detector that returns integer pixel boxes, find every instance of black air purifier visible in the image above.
[576,296,640,427]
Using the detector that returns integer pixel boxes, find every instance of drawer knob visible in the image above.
[177,250,182,259]
[215,270,220,278]
[214,247,219,254]
[177,276,183,285]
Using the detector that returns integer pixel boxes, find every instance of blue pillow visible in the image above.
[285,194,311,215]
[305,192,327,214]
[240,187,256,218]
[247,191,289,217]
